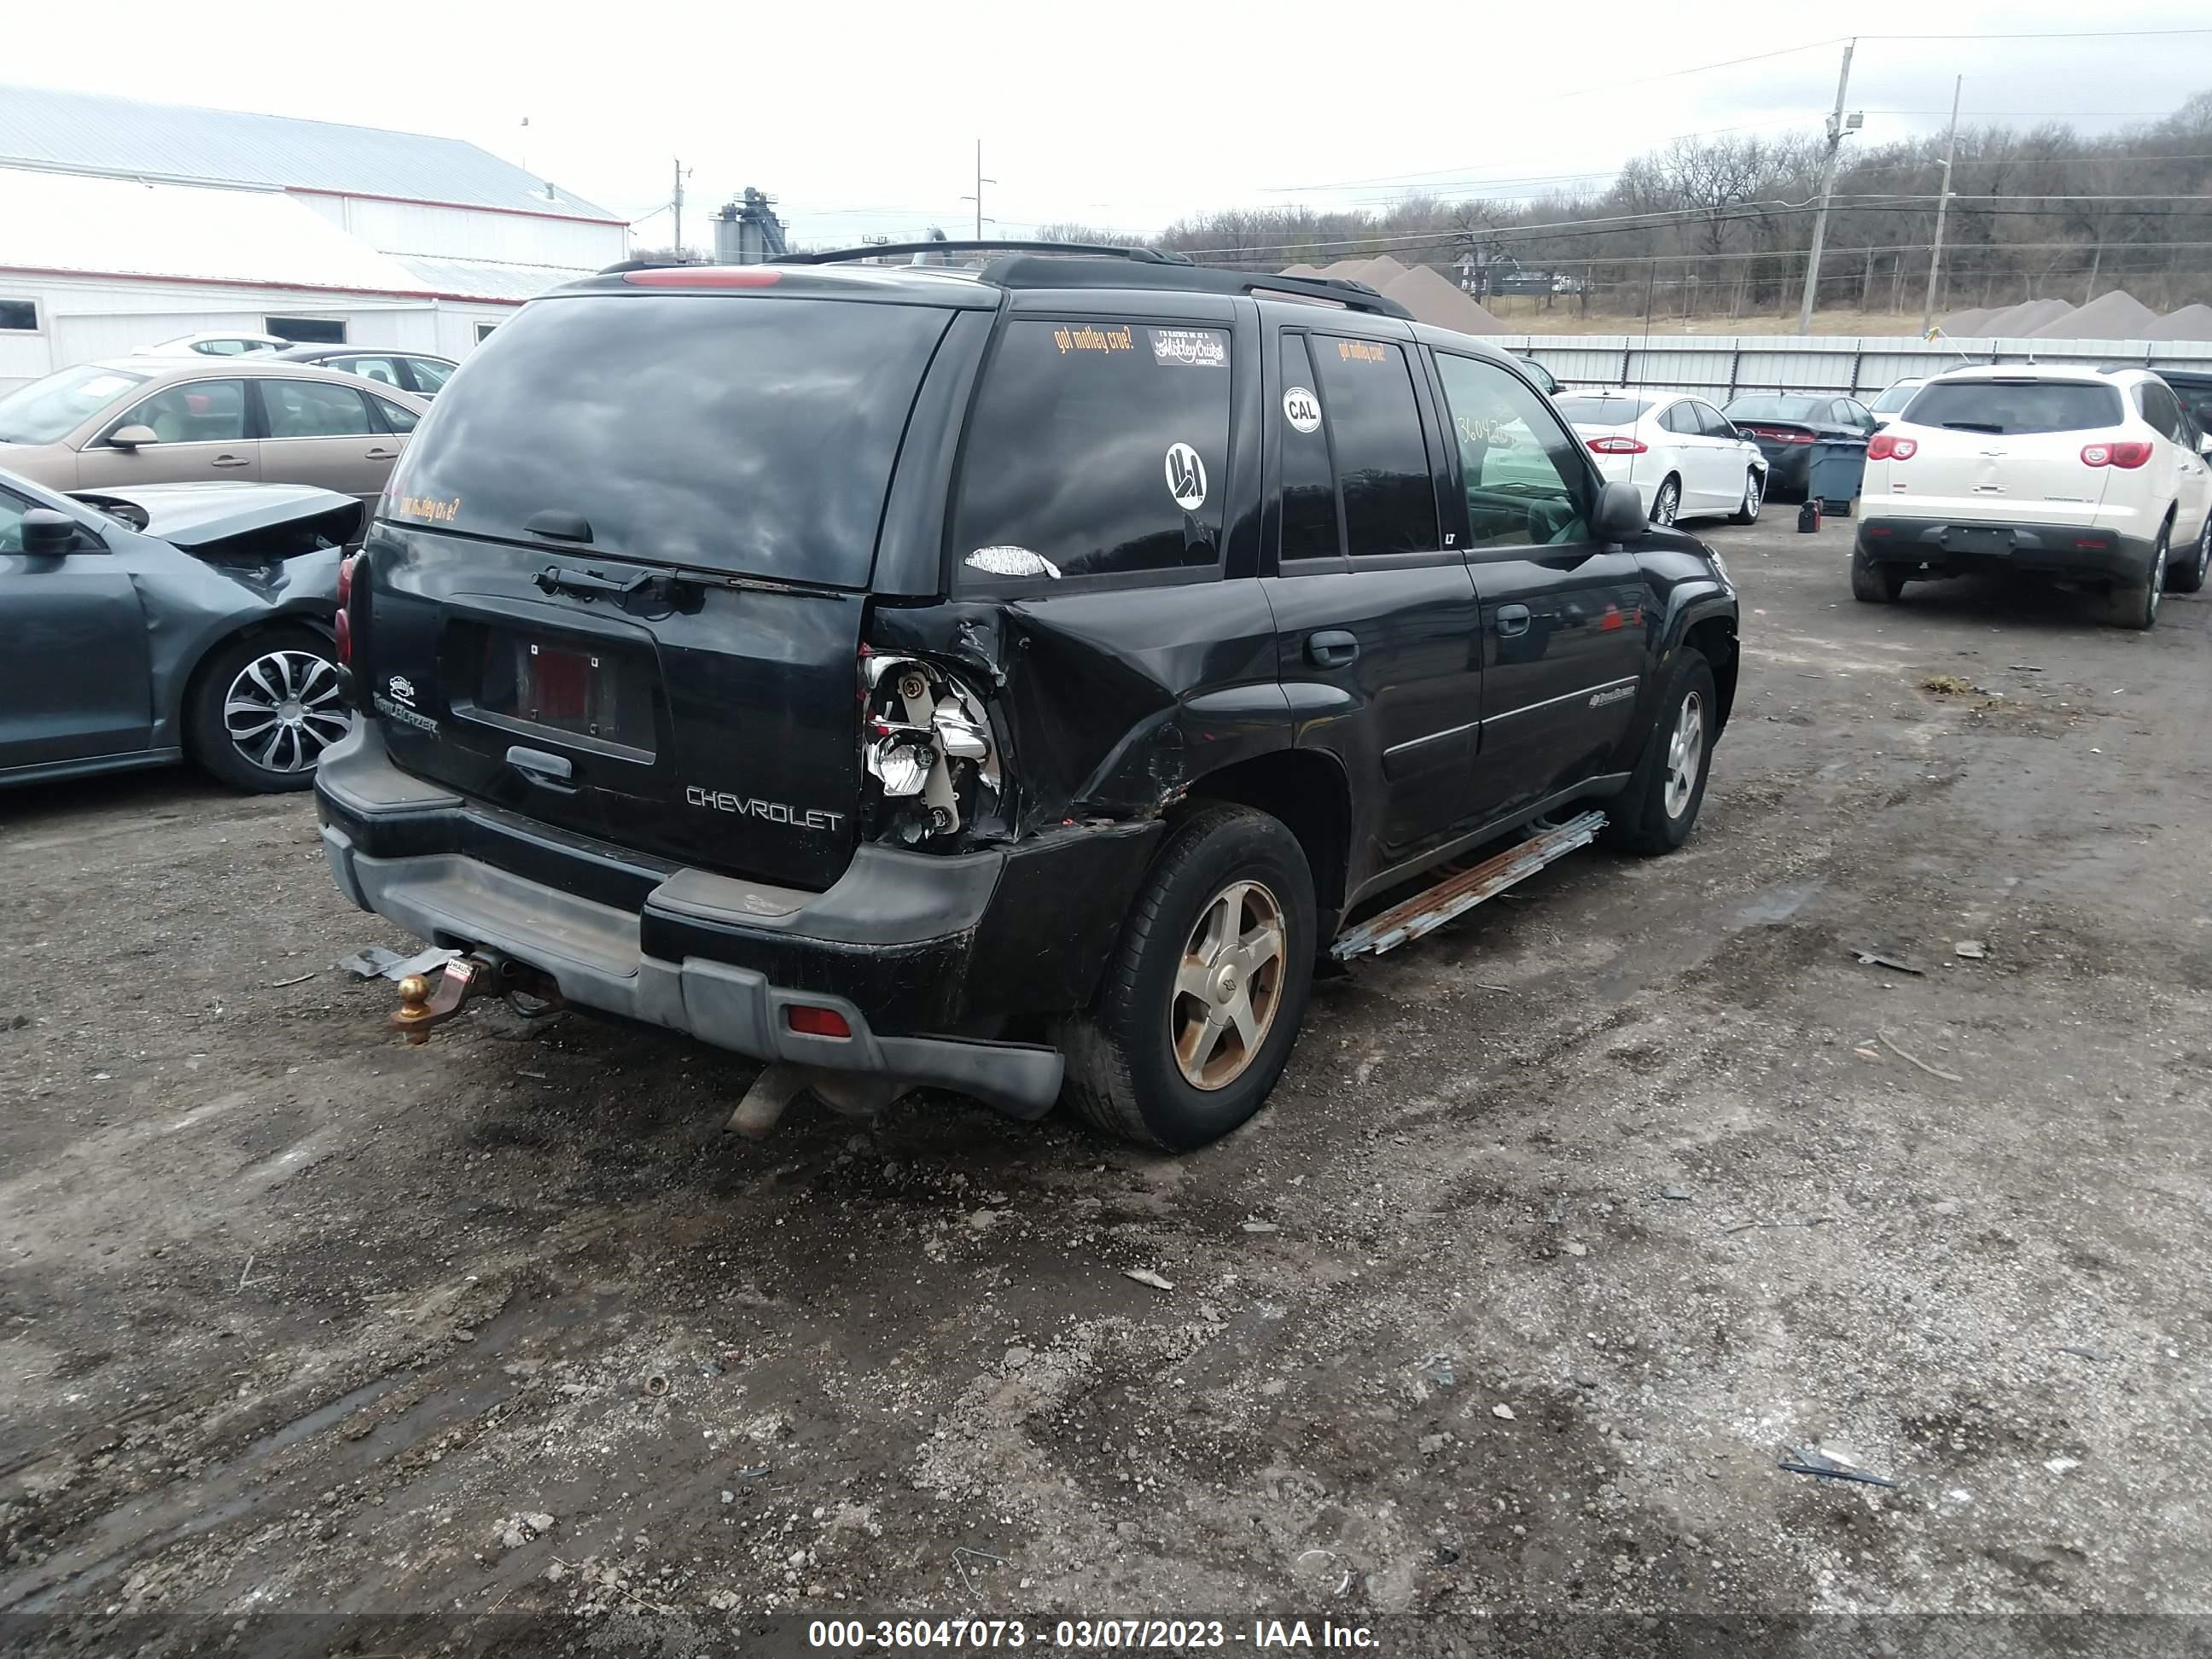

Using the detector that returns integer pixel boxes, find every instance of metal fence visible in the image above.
[1500,334,2212,399]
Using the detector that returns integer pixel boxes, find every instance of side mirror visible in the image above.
[108,424,160,450]
[20,509,79,556]
[2197,433,2212,457]
[1871,418,1890,432]
[1594,480,1647,544]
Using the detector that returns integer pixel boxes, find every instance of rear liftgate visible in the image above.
[1330,811,1606,960]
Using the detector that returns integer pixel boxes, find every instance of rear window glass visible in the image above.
[382,294,952,586]
[1726,396,1825,422]
[1901,381,2124,434]
[954,319,1231,580]
[1554,395,1650,426]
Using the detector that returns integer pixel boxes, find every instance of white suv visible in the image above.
[1852,364,2212,628]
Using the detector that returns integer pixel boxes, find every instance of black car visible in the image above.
[1721,393,1876,498]
[1,468,358,792]
[2156,367,2212,443]
[269,346,457,399]
[317,244,1739,1150]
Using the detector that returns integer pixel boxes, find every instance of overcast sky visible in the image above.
[9,0,2207,250]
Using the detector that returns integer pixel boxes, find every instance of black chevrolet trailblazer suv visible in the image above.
[316,244,1740,1150]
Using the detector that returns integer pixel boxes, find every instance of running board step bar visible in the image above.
[1329,811,1607,961]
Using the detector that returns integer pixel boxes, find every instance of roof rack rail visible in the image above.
[780,240,1192,266]
[776,242,1417,321]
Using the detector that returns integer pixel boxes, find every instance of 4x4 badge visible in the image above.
[1164,443,1208,511]
[386,675,416,705]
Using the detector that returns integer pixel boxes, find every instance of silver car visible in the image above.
[0,358,428,504]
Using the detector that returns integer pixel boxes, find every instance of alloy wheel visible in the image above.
[1169,878,1287,1091]
[2195,515,2210,586]
[1663,690,1705,819]
[1654,480,1679,526]
[2149,531,2167,620]
[224,649,346,775]
[1743,474,1761,520]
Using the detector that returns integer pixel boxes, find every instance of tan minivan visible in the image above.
[0,358,428,504]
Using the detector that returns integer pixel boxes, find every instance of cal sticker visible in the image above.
[1164,443,1208,512]
[1149,328,1227,369]
[1283,386,1321,434]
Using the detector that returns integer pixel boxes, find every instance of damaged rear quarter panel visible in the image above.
[867,578,1287,831]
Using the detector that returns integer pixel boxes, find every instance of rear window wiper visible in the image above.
[1940,421,2005,433]
[533,562,653,600]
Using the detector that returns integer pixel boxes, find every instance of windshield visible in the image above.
[1726,395,1825,422]
[1901,380,2124,435]
[382,293,954,586]
[1554,395,1650,427]
[0,364,149,445]
[1871,381,1923,414]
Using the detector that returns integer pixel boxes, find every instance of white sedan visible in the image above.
[1553,389,1769,526]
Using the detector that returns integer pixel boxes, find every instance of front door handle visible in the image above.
[1305,629,1359,669]
[212,454,250,469]
[1495,603,1532,637]
[365,447,399,461]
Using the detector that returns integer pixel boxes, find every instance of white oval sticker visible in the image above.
[1284,386,1321,434]
[1164,443,1208,511]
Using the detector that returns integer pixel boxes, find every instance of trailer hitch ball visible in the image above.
[391,957,487,1044]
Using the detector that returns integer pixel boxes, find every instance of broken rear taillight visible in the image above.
[858,653,1005,847]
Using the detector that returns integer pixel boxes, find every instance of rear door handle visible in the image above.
[366,447,399,461]
[1495,603,1532,637]
[212,455,250,469]
[1305,629,1359,669]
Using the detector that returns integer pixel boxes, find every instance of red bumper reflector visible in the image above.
[334,607,352,664]
[786,1004,852,1039]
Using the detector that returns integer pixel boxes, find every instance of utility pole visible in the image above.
[1796,38,1858,335]
[672,158,691,259]
[1920,76,1963,335]
[961,140,995,240]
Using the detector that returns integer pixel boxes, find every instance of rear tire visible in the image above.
[1729,469,1763,525]
[2169,509,2211,595]
[1058,806,1316,1150]
[2104,523,2168,630]
[1601,649,1716,856]
[186,626,347,793]
[1851,553,1906,603]
[1650,475,1681,527]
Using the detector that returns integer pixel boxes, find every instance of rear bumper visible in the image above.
[314,724,1162,1117]
[1855,516,2157,583]
[1756,445,1813,492]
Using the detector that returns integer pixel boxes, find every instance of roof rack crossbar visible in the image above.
[778,240,1191,267]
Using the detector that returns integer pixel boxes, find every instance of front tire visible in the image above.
[1650,475,1682,527]
[1729,469,1763,525]
[2105,523,2168,630]
[1058,805,1317,1150]
[2169,509,2211,596]
[1602,649,1716,856]
[186,627,348,792]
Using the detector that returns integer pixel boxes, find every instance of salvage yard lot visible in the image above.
[3,515,2209,1627]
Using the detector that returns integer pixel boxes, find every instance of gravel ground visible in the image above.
[2,514,2209,1645]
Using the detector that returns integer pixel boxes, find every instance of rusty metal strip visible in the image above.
[1329,810,1607,960]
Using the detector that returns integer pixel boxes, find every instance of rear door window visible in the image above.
[1310,336,1437,556]
[1277,334,1340,562]
[2137,381,2186,442]
[1904,381,2124,434]
[954,318,1231,581]
[262,380,376,438]
[384,294,952,587]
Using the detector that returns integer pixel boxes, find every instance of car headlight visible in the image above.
[1703,544,1732,587]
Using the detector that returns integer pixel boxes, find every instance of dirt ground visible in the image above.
[3,512,2209,1650]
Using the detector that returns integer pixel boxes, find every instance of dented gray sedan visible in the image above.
[0,470,359,793]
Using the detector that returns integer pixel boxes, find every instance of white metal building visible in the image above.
[0,85,630,390]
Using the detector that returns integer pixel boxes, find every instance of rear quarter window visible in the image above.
[1901,381,2125,434]
[953,319,1231,581]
